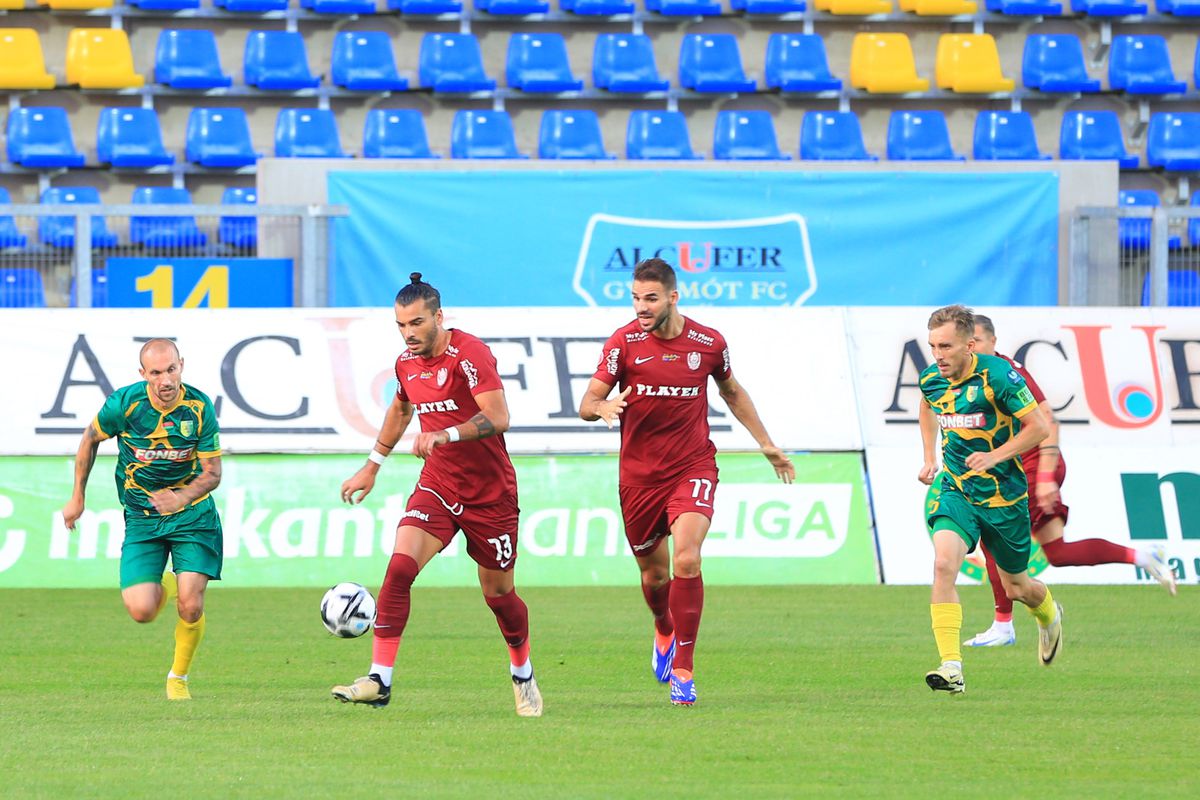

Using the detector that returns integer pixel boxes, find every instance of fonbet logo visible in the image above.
[572,214,817,307]
[705,484,852,558]
[924,479,1048,581]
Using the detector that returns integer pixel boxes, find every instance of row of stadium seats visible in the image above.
[9,28,1200,97]
[8,105,1200,166]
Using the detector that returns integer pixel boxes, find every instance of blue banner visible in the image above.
[105,258,293,308]
[328,170,1058,307]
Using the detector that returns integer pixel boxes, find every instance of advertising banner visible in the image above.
[0,307,860,455]
[0,452,879,588]
[328,170,1058,308]
[106,258,293,308]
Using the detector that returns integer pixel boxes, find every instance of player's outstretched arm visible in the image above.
[579,379,630,429]
[412,388,510,458]
[342,394,414,504]
[917,401,939,485]
[716,375,794,484]
[149,456,222,515]
[61,424,102,530]
[965,406,1048,473]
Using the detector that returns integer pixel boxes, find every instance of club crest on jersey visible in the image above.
[687,352,701,370]
[966,386,978,403]
[436,368,448,387]
[179,420,194,437]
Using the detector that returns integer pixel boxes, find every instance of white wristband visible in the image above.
[445,427,461,443]
[367,449,388,466]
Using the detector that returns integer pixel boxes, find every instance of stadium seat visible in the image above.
[973,110,1049,160]
[1119,190,1160,251]
[303,0,377,11]
[215,0,289,9]
[477,0,551,11]
[507,33,584,92]
[539,110,614,159]
[899,0,977,12]
[219,187,257,249]
[1141,270,1200,306]
[800,111,878,160]
[1161,0,1200,15]
[732,0,807,11]
[331,32,409,91]
[713,111,789,160]
[419,33,497,92]
[126,0,198,9]
[96,108,176,168]
[818,0,892,11]
[678,34,757,93]
[1147,112,1200,171]
[886,110,964,160]
[1022,34,1100,93]
[39,187,120,248]
[646,0,722,12]
[451,110,526,159]
[765,34,842,93]
[1059,110,1138,169]
[1109,36,1187,95]
[6,107,86,168]
[0,187,28,249]
[936,34,1014,93]
[593,34,669,93]
[1071,0,1147,14]
[38,0,112,9]
[69,269,109,308]
[386,0,462,10]
[985,0,1061,11]
[130,186,208,249]
[626,110,702,160]
[275,109,346,158]
[244,31,321,90]
[563,0,634,12]
[363,109,437,158]
[155,30,232,89]
[0,29,56,90]
[186,108,261,168]
[0,269,46,308]
[849,34,929,93]
[66,28,144,89]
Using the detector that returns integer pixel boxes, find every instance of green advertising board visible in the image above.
[0,453,878,588]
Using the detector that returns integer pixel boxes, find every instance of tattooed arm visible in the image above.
[412,389,510,458]
[61,424,103,530]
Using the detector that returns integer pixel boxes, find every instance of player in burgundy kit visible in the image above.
[965,314,1177,648]
[331,273,543,717]
[579,258,795,706]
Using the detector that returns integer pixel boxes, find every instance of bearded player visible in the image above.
[578,258,795,706]
[332,273,542,717]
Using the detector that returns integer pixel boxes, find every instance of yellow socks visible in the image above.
[930,603,963,664]
[171,613,206,677]
[1028,588,1057,626]
[157,572,178,615]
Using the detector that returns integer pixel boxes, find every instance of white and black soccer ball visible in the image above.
[320,582,377,638]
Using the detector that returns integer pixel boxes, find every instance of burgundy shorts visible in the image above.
[618,467,719,557]
[1028,458,1069,533]
[402,482,520,572]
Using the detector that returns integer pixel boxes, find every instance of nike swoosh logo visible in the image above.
[406,374,418,381]
[679,641,693,647]
[634,356,654,364]
[499,559,512,568]
[695,501,711,508]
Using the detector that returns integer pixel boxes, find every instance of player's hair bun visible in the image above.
[409,272,423,285]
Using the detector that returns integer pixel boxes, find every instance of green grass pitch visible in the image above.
[0,585,1194,798]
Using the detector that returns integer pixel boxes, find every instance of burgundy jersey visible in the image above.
[395,329,516,506]
[591,317,732,487]
[997,352,1052,473]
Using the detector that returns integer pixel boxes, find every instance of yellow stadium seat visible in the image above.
[936,33,1014,93]
[38,0,114,8]
[828,0,893,12]
[66,28,144,89]
[0,0,26,9]
[0,29,56,89]
[849,33,930,94]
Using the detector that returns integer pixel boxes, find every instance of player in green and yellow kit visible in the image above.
[917,305,1062,695]
[62,339,223,701]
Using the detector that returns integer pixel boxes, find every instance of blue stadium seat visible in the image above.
[800,111,877,161]
[244,31,321,90]
[765,34,841,93]
[303,0,378,11]
[713,110,789,160]
[96,108,176,168]
[131,186,208,249]
[331,32,409,91]
[1022,34,1100,93]
[646,0,722,14]
[733,0,806,11]
[1147,112,1200,171]
[562,0,635,12]
[219,187,257,249]
[1059,110,1138,169]
[419,33,497,92]
[539,110,613,159]
[1190,190,1200,246]
[985,0,1062,13]
[679,34,756,94]
[155,30,232,89]
[507,33,584,92]
[275,109,346,158]
[0,187,27,249]
[593,34,669,93]
[1142,270,1200,305]
[363,109,437,158]
[0,269,45,308]
[886,110,963,161]
[6,107,86,168]
[451,110,527,159]
[1109,36,1186,95]
[215,0,289,8]
[477,0,550,12]
[39,187,120,248]
[626,110,701,160]
[387,0,463,10]
[1071,0,1147,14]
[973,110,1050,160]
[69,269,109,308]
[186,108,260,168]
[1119,189,1158,250]
[1161,0,1200,15]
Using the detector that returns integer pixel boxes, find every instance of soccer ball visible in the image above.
[320,582,376,638]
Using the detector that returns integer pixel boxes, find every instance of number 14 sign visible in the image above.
[104,258,294,308]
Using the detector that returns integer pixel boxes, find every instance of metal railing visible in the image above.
[1070,205,1200,307]
[0,204,347,308]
